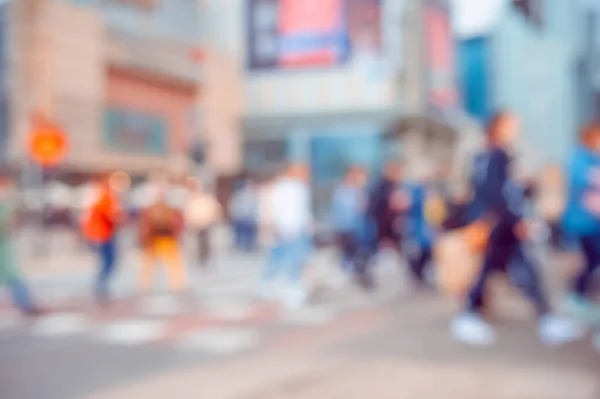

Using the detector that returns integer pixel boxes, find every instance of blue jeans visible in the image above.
[234,220,257,252]
[95,239,117,299]
[8,278,35,312]
[263,236,311,283]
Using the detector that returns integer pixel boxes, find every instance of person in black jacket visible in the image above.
[451,111,584,347]
[354,161,408,289]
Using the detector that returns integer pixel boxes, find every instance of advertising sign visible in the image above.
[424,0,458,109]
[104,108,167,155]
[247,0,381,71]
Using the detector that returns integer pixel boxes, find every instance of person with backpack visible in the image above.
[184,177,222,267]
[561,122,600,327]
[138,181,186,293]
[81,176,121,305]
[450,111,584,347]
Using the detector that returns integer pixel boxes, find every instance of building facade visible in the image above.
[458,0,598,166]
[8,0,203,178]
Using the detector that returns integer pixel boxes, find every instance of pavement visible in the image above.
[0,229,599,399]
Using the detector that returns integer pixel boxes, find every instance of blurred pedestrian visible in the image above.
[358,161,406,289]
[139,180,187,292]
[561,122,600,324]
[260,164,312,308]
[0,175,41,316]
[400,162,439,290]
[81,175,121,305]
[450,111,584,347]
[229,179,259,252]
[184,177,222,267]
[257,174,277,249]
[331,166,369,275]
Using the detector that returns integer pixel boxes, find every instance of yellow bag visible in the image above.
[424,192,447,227]
[434,222,490,298]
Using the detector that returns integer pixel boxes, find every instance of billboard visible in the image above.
[424,0,458,109]
[246,0,381,71]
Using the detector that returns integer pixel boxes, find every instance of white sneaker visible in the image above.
[282,284,308,310]
[593,331,600,354]
[258,280,278,300]
[537,315,586,346]
[450,312,496,346]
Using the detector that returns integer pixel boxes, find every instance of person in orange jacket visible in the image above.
[138,181,187,293]
[82,176,121,305]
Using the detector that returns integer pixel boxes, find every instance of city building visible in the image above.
[457,0,598,166]
[199,0,468,214]
[8,0,203,181]
[0,1,7,166]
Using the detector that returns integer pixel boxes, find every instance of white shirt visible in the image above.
[270,177,312,239]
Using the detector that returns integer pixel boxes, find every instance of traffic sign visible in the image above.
[28,119,68,167]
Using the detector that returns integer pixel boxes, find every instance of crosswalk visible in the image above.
[0,252,407,356]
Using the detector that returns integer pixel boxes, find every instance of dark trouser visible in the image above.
[467,220,550,318]
[198,228,211,265]
[355,220,400,278]
[573,233,600,298]
[406,244,432,285]
[337,232,360,272]
[8,278,36,313]
[95,239,116,300]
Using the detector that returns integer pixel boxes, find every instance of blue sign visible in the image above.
[458,37,492,123]
[104,108,167,155]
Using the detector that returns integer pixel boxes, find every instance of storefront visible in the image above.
[242,110,397,216]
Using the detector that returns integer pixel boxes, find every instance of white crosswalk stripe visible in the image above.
[139,295,185,317]
[174,327,261,354]
[281,306,337,325]
[94,319,166,346]
[31,313,91,337]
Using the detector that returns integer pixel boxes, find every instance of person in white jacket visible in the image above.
[261,164,312,308]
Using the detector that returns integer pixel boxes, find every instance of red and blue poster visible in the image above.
[246,0,380,71]
[425,0,458,108]
[277,0,346,67]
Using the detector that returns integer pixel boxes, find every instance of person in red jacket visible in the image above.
[82,176,121,305]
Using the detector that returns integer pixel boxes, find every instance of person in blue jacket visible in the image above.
[562,122,600,325]
[331,166,369,275]
[451,111,584,347]
[400,164,438,290]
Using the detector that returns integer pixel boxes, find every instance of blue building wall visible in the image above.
[457,3,580,165]
[491,5,577,164]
